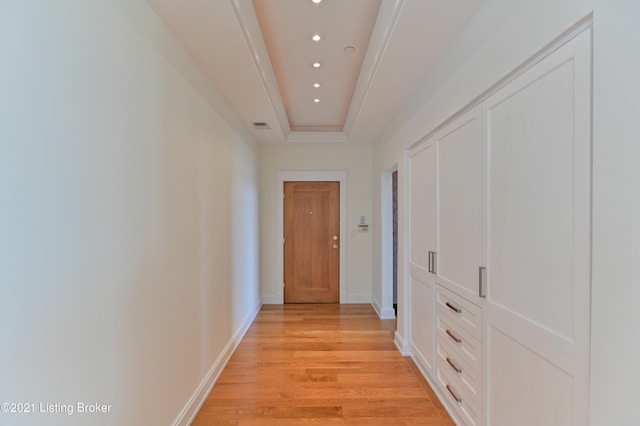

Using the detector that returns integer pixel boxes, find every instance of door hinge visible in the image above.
[479,266,487,298]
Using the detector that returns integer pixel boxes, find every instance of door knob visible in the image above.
[332,244,338,249]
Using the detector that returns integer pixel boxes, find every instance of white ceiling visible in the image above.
[146,0,487,144]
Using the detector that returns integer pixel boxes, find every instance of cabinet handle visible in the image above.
[428,251,436,273]
[432,251,437,274]
[446,329,462,344]
[479,266,487,298]
[446,357,463,374]
[446,384,463,403]
[445,301,462,314]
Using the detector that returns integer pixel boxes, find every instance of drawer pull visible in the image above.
[446,384,463,403]
[445,301,462,314]
[446,329,462,344]
[446,357,463,374]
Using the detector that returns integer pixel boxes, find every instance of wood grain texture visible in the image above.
[284,182,339,303]
[192,304,454,425]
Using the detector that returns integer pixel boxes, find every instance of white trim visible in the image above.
[229,0,290,137]
[371,297,382,317]
[173,301,262,426]
[380,165,398,320]
[394,330,412,356]
[379,307,396,320]
[372,299,395,319]
[342,0,405,137]
[345,293,371,304]
[411,353,461,425]
[231,0,405,143]
[276,171,348,304]
[260,294,278,305]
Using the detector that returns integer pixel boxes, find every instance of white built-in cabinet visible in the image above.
[407,28,592,426]
[408,140,437,374]
[409,105,484,425]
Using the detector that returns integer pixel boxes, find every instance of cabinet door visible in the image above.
[435,107,483,306]
[483,29,591,426]
[409,142,437,271]
[408,141,437,374]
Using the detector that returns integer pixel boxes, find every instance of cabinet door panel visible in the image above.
[409,142,436,270]
[408,141,437,375]
[410,275,435,373]
[484,29,591,426]
[437,108,482,305]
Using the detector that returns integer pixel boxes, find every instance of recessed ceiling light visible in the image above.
[311,0,322,4]
[314,98,320,103]
[312,34,321,42]
[313,83,321,88]
[312,62,321,68]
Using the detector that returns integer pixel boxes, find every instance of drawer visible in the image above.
[436,338,481,403]
[435,357,481,426]
[436,284,482,340]
[436,313,481,372]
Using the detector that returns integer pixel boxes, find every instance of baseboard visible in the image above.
[394,330,412,356]
[379,307,396,320]
[173,300,262,426]
[345,293,371,303]
[261,293,279,304]
[371,298,382,317]
[410,353,461,426]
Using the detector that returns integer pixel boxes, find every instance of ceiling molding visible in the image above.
[230,0,291,137]
[343,0,405,137]
[232,0,405,144]
[286,131,348,144]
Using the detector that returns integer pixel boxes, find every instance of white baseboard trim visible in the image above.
[261,293,279,304]
[173,300,262,426]
[263,293,371,304]
[346,293,371,303]
[394,330,412,356]
[371,298,382,317]
[371,298,396,320]
[410,353,461,426]
[379,307,396,320]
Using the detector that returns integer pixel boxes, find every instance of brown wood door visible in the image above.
[284,181,340,303]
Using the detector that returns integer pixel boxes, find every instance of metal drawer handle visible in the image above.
[446,357,463,374]
[445,301,462,314]
[446,384,462,403]
[446,329,462,344]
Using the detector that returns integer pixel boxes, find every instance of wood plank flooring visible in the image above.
[192,304,454,425]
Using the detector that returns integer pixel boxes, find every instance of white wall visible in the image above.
[0,1,260,425]
[372,0,640,424]
[260,144,373,304]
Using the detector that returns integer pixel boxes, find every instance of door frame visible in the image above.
[276,171,347,304]
[379,165,397,319]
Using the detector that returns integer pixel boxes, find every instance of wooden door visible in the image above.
[483,29,591,426]
[284,181,340,303]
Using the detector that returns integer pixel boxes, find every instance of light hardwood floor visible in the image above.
[192,304,455,425]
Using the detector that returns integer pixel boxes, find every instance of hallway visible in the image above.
[193,304,454,425]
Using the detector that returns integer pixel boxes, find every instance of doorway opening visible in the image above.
[379,165,398,319]
[392,170,398,316]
